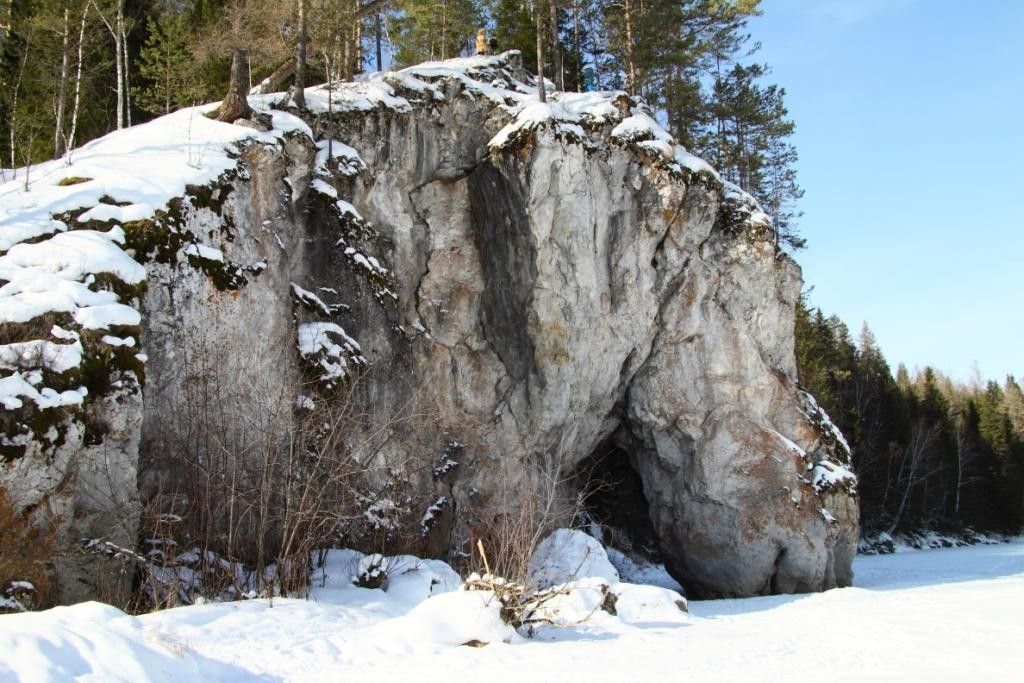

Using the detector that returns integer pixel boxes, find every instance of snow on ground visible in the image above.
[604,546,683,592]
[2,538,1023,682]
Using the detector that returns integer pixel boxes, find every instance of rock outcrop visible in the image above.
[0,52,857,603]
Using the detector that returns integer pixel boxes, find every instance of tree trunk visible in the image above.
[9,41,28,172]
[67,6,89,156]
[354,11,362,72]
[623,0,636,95]
[887,421,938,536]
[114,0,124,129]
[96,0,129,129]
[535,0,546,103]
[121,13,131,126]
[440,0,447,60]
[324,51,334,158]
[54,7,70,158]
[714,56,727,170]
[375,12,383,71]
[549,0,563,91]
[343,28,352,80]
[954,431,963,517]
[342,0,358,79]
[572,0,581,92]
[292,0,307,108]
[216,48,253,122]
[164,36,172,113]
[259,57,297,95]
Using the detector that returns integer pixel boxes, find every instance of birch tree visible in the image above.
[93,0,131,129]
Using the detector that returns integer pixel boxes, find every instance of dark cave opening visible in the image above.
[577,434,665,565]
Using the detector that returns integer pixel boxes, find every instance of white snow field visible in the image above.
[1,536,1023,682]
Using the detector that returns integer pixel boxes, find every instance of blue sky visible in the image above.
[749,0,1023,383]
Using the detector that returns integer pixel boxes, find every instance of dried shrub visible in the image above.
[56,176,92,186]
[133,324,446,608]
[0,313,71,346]
[466,449,583,583]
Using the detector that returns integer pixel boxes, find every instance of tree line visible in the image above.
[0,0,804,249]
[796,299,1024,537]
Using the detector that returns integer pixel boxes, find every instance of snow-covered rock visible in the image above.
[360,589,517,647]
[613,583,689,624]
[0,50,857,603]
[528,529,620,588]
[309,549,461,606]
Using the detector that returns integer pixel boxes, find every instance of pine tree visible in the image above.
[851,324,907,528]
[762,132,804,249]
[391,0,482,66]
[571,0,615,90]
[703,63,784,186]
[796,300,1024,535]
[135,12,198,114]
[492,0,537,69]
[976,381,1024,529]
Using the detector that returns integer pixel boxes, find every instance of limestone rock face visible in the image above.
[0,52,858,602]
[301,55,858,597]
[0,389,141,605]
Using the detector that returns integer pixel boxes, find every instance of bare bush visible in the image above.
[465,537,616,634]
[465,442,585,582]
[134,324,450,608]
[459,441,612,634]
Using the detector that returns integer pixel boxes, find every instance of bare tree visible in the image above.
[887,419,941,535]
[198,0,290,121]
[53,6,70,156]
[535,0,546,102]
[64,4,89,158]
[93,0,130,129]
[134,318,452,604]
[572,0,582,92]
[291,0,308,109]
[213,0,390,117]
[5,13,32,174]
[950,403,984,517]
[549,0,563,90]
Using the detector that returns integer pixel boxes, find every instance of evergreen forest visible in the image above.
[796,301,1024,540]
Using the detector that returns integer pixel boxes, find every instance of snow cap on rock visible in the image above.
[528,528,620,588]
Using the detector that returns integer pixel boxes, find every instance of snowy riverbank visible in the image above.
[2,538,1023,682]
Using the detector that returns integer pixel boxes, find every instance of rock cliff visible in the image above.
[0,52,857,603]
